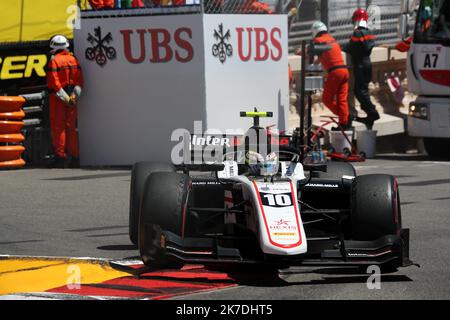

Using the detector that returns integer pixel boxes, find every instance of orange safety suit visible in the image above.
[89,0,115,9]
[312,32,349,125]
[47,51,84,159]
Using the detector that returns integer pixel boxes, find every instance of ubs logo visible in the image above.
[86,26,117,67]
[211,24,283,64]
[212,23,233,64]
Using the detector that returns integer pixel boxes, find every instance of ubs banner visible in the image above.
[75,13,288,166]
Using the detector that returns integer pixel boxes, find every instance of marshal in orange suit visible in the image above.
[309,21,351,130]
[47,35,84,168]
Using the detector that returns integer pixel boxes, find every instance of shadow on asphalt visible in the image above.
[401,201,418,205]
[0,239,44,245]
[277,275,412,286]
[432,196,450,201]
[66,225,128,233]
[203,266,413,287]
[222,272,412,287]
[97,244,137,251]
[232,273,412,287]
[102,260,413,287]
[87,233,129,238]
[43,172,130,181]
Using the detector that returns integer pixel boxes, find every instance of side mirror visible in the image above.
[398,14,409,40]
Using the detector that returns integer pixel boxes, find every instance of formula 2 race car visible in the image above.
[128,111,413,272]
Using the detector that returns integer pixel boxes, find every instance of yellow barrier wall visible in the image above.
[0,0,80,43]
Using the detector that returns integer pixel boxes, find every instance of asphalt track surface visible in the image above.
[1,154,450,299]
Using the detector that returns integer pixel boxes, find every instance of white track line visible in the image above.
[0,292,130,300]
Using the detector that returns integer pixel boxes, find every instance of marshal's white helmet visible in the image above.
[50,35,69,52]
[354,20,368,29]
[311,21,328,38]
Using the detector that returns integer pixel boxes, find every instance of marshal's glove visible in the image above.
[69,93,78,106]
[288,7,297,17]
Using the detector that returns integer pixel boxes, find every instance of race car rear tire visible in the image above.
[351,174,401,240]
[129,162,175,245]
[316,161,356,179]
[139,172,191,268]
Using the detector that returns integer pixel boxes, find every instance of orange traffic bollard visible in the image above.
[0,110,26,120]
[0,96,26,169]
[0,158,26,169]
[0,133,25,144]
[0,96,26,113]
[0,145,25,162]
[0,120,24,135]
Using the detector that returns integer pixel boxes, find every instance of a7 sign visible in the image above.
[423,53,439,68]
[421,46,446,69]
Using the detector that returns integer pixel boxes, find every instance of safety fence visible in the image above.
[288,0,416,53]
[78,0,278,13]
[78,1,413,52]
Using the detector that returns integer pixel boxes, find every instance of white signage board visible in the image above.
[203,14,289,133]
[75,13,288,165]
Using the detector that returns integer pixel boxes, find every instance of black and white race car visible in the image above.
[128,112,413,272]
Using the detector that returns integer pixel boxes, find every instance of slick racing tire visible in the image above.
[316,161,356,179]
[139,172,191,268]
[351,174,401,241]
[129,162,175,245]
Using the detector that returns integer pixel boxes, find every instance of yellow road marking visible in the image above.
[0,257,129,295]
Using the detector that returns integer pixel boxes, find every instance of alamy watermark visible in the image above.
[66,5,81,31]
[66,265,81,290]
[366,265,381,290]
[367,5,381,31]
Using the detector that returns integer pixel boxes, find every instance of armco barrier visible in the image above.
[0,96,26,169]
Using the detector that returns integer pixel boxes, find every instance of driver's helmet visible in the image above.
[245,151,279,176]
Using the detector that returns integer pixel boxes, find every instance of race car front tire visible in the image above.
[351,174,401,240]
[139,172,191,268]
[352,174,402,272]
[129,162,175,245]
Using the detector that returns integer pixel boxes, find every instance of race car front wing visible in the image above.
[147,225,413,268]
